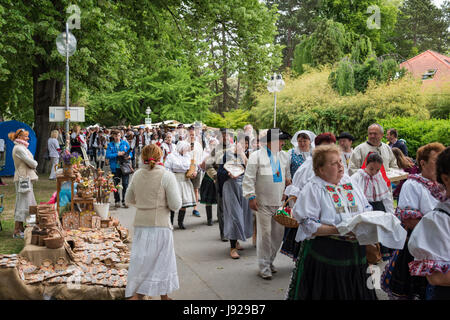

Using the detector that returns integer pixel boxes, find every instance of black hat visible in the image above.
[261,128,291,142]
[337,132,355,141]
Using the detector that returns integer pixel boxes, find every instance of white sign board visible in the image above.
[49,106,85,122]
[145,117,152,125]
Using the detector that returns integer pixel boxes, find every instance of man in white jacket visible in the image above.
[243,128,291,280]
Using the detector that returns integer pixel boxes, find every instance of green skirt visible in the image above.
[286,236,377,300]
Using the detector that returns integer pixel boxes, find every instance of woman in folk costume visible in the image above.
[279,130,315,260]
[282,132,336,261]
[124,144,182,300]
[287,130,316,177]
[165,140,197,230]
[217,133,253,259]
[161,132,175,163]
[351,152,395,262]
[408,147,450,300]
[286,144,376,300]
[200,136,219,226]
[382,142,446,300]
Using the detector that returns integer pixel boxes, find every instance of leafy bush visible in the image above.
[378,117,450,158]
[204,109,251,129]
[251,68,435,144]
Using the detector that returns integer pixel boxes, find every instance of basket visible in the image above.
[38,230,49,246]
[44,228,64,249]
[273,196,299,228]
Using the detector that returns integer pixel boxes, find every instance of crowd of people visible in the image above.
[7,121,449,300]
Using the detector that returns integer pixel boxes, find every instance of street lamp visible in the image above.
[145,107,152,126]
[267,73,285,128]
[56,23,77,149]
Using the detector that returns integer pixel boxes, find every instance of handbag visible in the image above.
[120,161,133,175]
[18,176,32,193]
[185,159,196,179]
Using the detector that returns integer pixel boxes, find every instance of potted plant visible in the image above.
[60,151,82,177]
[93,169,118,219]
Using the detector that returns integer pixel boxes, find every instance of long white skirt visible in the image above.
[125,226,179,297]
[174,172,196,208]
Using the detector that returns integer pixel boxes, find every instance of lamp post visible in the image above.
[56,23,77,149]
[267,73,285,128]
[145,107,152,127]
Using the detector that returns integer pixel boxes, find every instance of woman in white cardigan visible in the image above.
[125,144,182,300]
[9,129,38,239]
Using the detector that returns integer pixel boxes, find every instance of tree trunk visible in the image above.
[33,60,63,173]
[235,76,240,109]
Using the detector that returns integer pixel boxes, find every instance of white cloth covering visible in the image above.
[293,174,373,242]
[408,200,450,274]
[397,175,440,218]
[290,130,316,149]
[351,169,394,213]
[336,211,407,249]
[125,226,179,297]
[284,156,314,198]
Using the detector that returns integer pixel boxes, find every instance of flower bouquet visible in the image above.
[60,151,82,177]
[93,169,119,219]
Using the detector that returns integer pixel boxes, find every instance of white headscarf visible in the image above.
[291,130,316,153]
[176,140,191,155]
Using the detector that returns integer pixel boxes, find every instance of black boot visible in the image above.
[178,210,186,229]
[170,211,175,225]
[206,205,213,226]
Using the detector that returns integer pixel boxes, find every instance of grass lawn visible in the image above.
[0,174,56,254]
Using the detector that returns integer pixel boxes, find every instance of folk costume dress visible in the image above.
[124,165,182,297]
[408,199,450,300]
[280,131,315,261]
[164,149,197,208]
[351,169,395,260]
[381,174,446,300]
[286,175,377,300]
[217,152,253,242]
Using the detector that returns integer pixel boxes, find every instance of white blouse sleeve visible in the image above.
[293,183,322,241]
[162,171,182,212]
[242,151,258,199]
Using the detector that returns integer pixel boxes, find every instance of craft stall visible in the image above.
[0,153,130,300]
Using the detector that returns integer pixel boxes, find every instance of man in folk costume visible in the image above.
[349,123,399,177]
[243,128,292,280]
[336,132,354,176]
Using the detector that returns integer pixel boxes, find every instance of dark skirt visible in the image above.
[280,227,301,261]
[428,285,450,300]
[381,233,428,300]
[200,174,217,205]
[286,237,377,300]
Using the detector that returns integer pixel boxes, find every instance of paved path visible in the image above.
[110,203,388,300]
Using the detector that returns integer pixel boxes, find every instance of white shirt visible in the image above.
[285,157,314,198]
[349,142,399,176]
[165,152,192,173]
[397,175,440,219]
[408,200,450,275]
[47,138,60,158]
[293,175,372,242]
[351,169,394,213]
[242,147,291,207]
[341,150,353,175]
